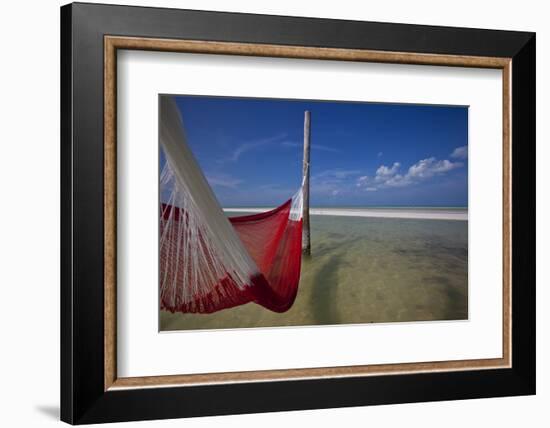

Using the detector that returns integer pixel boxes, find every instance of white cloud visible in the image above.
[356,156,463,191]
[384,174,412,187]
[218,133,287,163]
[407,157,463,179]
[356,175,369,187]
[450,145,468,159]
[206,173,243,189]
[375,162,401,182]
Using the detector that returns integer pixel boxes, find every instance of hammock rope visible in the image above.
[159,97,304,314]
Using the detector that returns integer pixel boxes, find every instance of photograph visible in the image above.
[55,2,536,424]
[159,94,469,331]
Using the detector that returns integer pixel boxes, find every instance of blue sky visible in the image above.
[165,95,468,207]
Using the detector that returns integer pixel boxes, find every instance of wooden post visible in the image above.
[302,111,311,255]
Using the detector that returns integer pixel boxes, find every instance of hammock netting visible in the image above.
[159,97,304,314]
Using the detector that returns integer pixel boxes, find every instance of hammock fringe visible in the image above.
[159,97,304,314]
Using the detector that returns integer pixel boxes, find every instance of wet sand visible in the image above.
[160,213,468,331]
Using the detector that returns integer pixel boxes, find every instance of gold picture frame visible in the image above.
[103,36,512,391]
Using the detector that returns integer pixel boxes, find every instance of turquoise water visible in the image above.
[160,214,468,331]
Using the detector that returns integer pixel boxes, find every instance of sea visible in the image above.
[160,207,468,331]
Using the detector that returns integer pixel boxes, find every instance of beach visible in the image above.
[160,209,468,331]
[224,207,468,221]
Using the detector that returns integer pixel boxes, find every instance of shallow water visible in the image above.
[160,214,468,331]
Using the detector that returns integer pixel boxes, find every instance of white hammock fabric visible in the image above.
[159,97,305,313]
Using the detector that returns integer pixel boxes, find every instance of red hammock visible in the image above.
[160,199,303,314]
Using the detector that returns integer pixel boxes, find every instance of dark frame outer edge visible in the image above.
[60,2,536,424]
[510,35,536,390]
[60,4,74,425]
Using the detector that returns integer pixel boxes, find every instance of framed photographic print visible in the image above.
[60,2,535,424]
